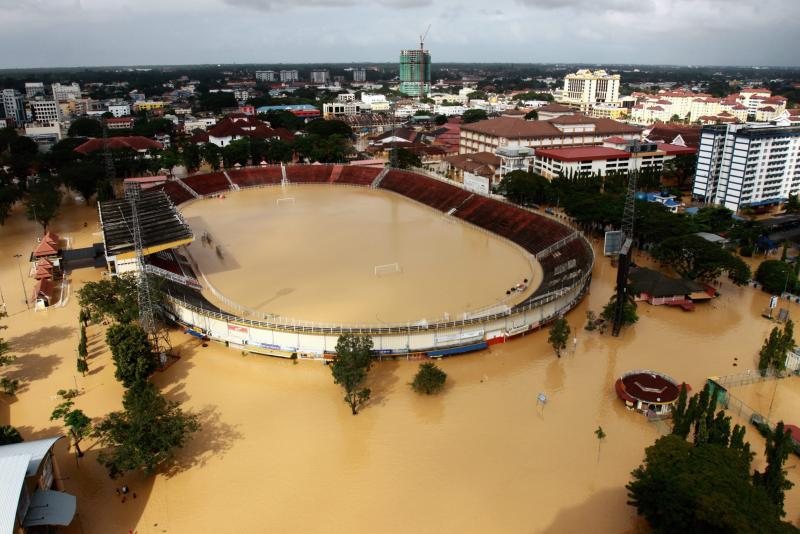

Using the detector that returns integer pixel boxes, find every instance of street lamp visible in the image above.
[13,253,29,310]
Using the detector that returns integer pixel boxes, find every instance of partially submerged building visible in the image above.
[628,267,715,310]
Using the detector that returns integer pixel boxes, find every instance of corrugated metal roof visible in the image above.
[0,436,63,476]
[0,454,30,534]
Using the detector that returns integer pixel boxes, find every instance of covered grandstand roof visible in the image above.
[99,190,193,260]
[74,136,163,154]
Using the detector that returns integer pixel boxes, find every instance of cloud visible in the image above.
[223,0,431,10]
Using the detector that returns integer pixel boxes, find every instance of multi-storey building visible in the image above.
[51,82,81,102]
[1,89,25,124]
[557,69,620,111]
[631,89,787,125]
[360,93,390,111]
[459,115,640,154]
[279,70,299,83]
[255,70,277,82]
[310,69,330,84]
[323,93,365,118]
[399,49,431,98]
[693,124,800,211]
[352,68,366,82]
[107,103,131,117]
[24,82,46,99]
[30,98,61,123]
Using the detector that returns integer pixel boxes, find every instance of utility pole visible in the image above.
[13,253,29,310]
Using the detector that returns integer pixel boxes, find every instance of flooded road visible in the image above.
[0,201,798,533]
[182,185,538,325]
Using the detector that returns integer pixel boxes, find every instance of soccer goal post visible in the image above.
[374,263,401,276]
[276,197,295,207]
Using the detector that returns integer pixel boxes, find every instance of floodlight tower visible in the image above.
[612,169,638,337]
[124,182,164,359]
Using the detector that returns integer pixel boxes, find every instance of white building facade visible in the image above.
[279,70,299,83]
[557,69,620,111]
[256,70,277,82]
[51,82,81,102]
[693,124,800,212]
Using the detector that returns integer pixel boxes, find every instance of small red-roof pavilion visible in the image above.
[34,258,54,280]
[33,239,59,258]
[615,370,689,417]
[31,278,53,305]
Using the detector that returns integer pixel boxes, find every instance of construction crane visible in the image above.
[418,24,431,99]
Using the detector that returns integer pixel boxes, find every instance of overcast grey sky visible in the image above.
[2,0,799,68]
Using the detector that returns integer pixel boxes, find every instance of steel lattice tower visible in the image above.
[612,170,638,337]
[103,122,115,183]
[124,182,162,357]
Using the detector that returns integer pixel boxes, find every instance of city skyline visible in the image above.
[1,0,799,69]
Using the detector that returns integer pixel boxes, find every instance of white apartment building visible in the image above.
[434,104,466,117]
[323,94,364,118]
[2,89,25,124]
[24,82,45,99]
[360,93,390,111]
[279,70,299,83]
[310,70,330,84]
[532,142,682,180]
[430,93,467,105]
[30,99,61,123]
[255,70,277,82]
[107,104,131,117]
[693,124,800,212]
[352,68,366,82]
[51,82,81,102]
[557,69,621,111]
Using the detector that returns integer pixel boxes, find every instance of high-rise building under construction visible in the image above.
[399,49,431,98]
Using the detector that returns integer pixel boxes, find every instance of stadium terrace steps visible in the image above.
[371,167,390,188]
[329,165,344,183]
[335,166,381,186]
[182,172,232,196]
[174,177,201,199]
[378,170,471,212]
[161,180,196,205]
[223,170,238,190]
[285,165,333,183]
[228,167,283,188]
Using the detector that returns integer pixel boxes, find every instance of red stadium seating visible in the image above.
[229,167,283,188]
[286,165,333,183]
[182,172,231,196]
[334,166,381,186]
[160,180,195,205]
[378,170,471,212]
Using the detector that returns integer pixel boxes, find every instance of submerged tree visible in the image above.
[753,421,796,514]
[411,362,447,395]
[50,389,91,458]
[25,174,63,231]
[94,382,199,478]
[78,274,140,324]
[0,425,23,445]
[548,317,570,358]
[330,334,374,415]
[106,323,157,388]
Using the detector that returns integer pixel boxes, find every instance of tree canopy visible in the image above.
[756,260,797,294]
[94,382,200,478]
[496,170,550,206]
[548,317,570,357]
[330,334,373,415]
[461,109,488,124]
[652,234,751,284]
[411,362,447,395]
[67,117,103,138]
[106,323,157,388]
[77,274,140,324]
[25,174,62,230]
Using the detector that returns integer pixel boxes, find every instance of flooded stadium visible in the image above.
[181,185,539,325]
[1,202,799,533]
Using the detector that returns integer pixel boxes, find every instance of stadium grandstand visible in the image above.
[98,164,594,359]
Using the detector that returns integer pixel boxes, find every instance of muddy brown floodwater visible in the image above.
[0,199,799,533]
[182,185,539,325]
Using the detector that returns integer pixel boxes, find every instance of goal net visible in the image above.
[374,263,401,276]
[276,197,295,207]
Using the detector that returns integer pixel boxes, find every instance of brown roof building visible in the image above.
[459,115,641,154]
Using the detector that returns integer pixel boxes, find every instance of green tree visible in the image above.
[67,117,103,138]
[77,356,88,376]
[627,435,793,533]
[304,119,352,138]
[265,139,293,163]
[50,390,91,457]
[652,234,751,284]
[330,334,373,415]
[753,421,796,514]
[548,317,570,358]
[434,114,448,125]
[601,294,638,327]
[758,321,794,374]
[77,274,140,324]
[93,382,200,478]
[0,425,23,445]
[59,161,104,202]
[25,174,62,231]
[0,177,21,226]
[524,110,538,120]
[784,194,800,214]
[693,206,734,234]
[78,324,88,360]
[221,138,251,167]
[756,260,796,295]
[394,148,421,170]
[181,142,202,172]
[496,170,551,206]
[200,143,222,170]
[106,323,157,388]
[411,362,447,394]
[461,109,488,124]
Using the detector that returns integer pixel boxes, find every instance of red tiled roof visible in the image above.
[764,96,787,104]
[657,143,696,156]
[537,104,573,113]
[74,136,163,154]
[759,106,776,112]
[535,146,632,162]
[604,136,628,144]
[740,88,769,93]
[207,117,293,142]
[461,116,640,139]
